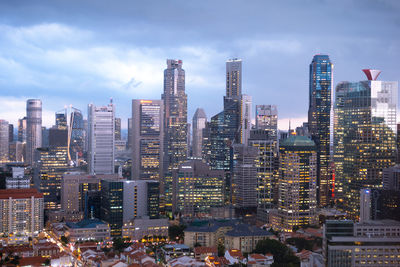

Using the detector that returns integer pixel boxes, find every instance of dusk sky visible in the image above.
[0,0,399,130]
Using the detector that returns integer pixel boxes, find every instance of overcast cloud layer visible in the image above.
[0,0,399,130]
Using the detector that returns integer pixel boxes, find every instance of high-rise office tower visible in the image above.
[232,144,258,210]
[0,120,9,162]
[127,118,133,150]
[249,128,279,211]
[162,59,188,171]
[308,55,333,207]
[115,118,121,141]
[192,108,207,158]
[88,101,115,174]
[41,127,49,148]
[226,58,242,97]
[255,105,278,138]
[18,117,27,143]
[34,126,69,211]
[252,105,279,214]
[8,124,13,143]
[100,179,123,236]
[172,159,224,217]
[26,99,42,166]
[240,94,252,145]
[271,136,317,232]
[131,99,164,181]
[334,69,397,219]
[55,109,67,130]
[68,107,85,164]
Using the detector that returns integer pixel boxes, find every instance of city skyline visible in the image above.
[0,1,399,129]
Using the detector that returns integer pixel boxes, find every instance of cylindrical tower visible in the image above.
[26,99,42,166]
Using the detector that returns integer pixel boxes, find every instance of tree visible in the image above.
[44,258,51,266]
[168,224,186,241]
[194,242,202,247]
[113,237,132,253]
[254,239,299,265]
[286,237,312,251]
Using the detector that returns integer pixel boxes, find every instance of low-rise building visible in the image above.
[324,219,400,266]
[167,256,204,267]
[65,219,111,242]
[122,217,168,241]
[295,250,323,267]
[224,250,245,265]
[194,246,217,261]
[247,254,274,267]
[224,224,274,253]
[162,244,191,259]
[205,256,229,267]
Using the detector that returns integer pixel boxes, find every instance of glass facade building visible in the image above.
[68,107,85,164]
[34,146,68,211]
[173,159,224,217]
[271,136,317,232]
[132,100,164,182]
[308,55,333,207]
[334,72,397,219]
[192,108,207,158]
[162,59,188,172]
[101,179,124,236]
[88,102,115,175]
[248,129,279,210]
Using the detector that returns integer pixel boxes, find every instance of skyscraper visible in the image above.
[192,108,207,158]
[249,128,279,211]
[334,69,397,219]
[26,99,42,166]
[240,94,252,145]
[308,55,333,207]
[68,107,85,164]
[173,159,224,217]
[255,105,278,138]
[226,58,242,97]
[131,99,164,181]
[88,101,115,175]
[115,117,121,140]
[55,109,67,130]
[127,118,133,150]
[0,120,9,162]
[232,144,258,210]
[271,136,317,232]
[162,59,188,171]
[17,117,27,143]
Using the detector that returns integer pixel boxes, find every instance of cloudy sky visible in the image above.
[0,0,399,130]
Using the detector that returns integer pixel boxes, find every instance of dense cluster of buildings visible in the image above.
[0,54,399,265]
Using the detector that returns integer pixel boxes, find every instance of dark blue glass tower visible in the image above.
[308,55,333,207]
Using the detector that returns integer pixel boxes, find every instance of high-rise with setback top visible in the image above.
[162,59,188,172]
[88,101,115,175]
[308,55,333,207]
[26,99,42,166]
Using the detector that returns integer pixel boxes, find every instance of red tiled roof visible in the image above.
[194,246,217,255]
[249,254,266,260]
[17,256,47,266]
[228,249,243,258]
[0,188,43,199]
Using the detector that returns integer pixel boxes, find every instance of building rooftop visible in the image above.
[280,136,315,147]
[225,224,273,237]
[185,219,272,237]
[0,188,43,199]
[66,218,108,229]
